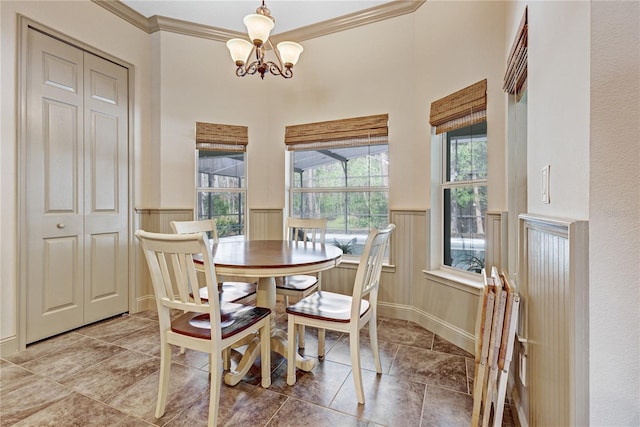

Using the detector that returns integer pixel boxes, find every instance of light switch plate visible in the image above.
[519,350,527,386]
[541,164,550,203]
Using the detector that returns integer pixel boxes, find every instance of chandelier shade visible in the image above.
[226,39,253,65]
[276,42,304,67]
[226,1,303,79]
[244,14,274,46]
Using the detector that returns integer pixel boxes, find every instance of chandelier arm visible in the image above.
[238,61,259,77]
[267,39,285,70]
[280,67,293,79]
[264,61,292,79]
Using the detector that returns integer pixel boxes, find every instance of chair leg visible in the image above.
[208,352,222,427]
[260,320,271,388]
[349,332,365,404]
[222,348,231,371]
[368,318,382,374]
[297,324,305,349]
[155,338,172,419]
[318,328,326,359]
[287,315,297,385]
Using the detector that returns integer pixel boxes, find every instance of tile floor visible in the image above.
[1,301,515,426]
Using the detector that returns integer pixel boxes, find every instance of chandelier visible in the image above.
[226,1,304,79]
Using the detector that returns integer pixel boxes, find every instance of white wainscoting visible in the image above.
[249,208,283,240]
[517,214,589,427]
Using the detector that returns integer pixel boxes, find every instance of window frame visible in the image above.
[288,144,390,261]
[437,122,488,276]
[195,149,248,241]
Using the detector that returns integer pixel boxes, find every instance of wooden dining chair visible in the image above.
[277,217,328,349]
[286,224,395,405]
[170,219,257,306]
[136,230,271,427]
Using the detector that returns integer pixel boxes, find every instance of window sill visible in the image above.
[423,269,484,295]
[338,258,396,273]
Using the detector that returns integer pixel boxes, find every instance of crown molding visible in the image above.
[274,0,425,44]
[92,0,425,42]
[92,0,149,33]
[148,15,242,42]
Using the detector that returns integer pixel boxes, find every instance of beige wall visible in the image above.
[528,2,591,219]
[589,2,639,426]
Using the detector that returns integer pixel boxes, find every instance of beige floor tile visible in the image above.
[268,358,352,407]
[60,349,159,402]
[0,374,73,426]
[17,336,126,381]
[12,392,129,426]
[330,370,426,427]
[421,385,473,427]
[390,345,468,393]
[323,333,399,374]
[268,397,368,427]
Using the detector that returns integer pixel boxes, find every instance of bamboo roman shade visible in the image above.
[285,114,388,151]
[429,79,487,134]
[195,122,248,152]
[503,8,528,94]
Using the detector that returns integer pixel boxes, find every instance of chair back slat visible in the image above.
[286,217,327,244]
[171,252,191,303]
[171,218,219,243]
[185,254,204,304]
[350,224,395,320]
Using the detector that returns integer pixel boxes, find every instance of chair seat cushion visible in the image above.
[195,282,257,304]
[286,291,370,323]
[276,275,318,292]
[171,305,270,340]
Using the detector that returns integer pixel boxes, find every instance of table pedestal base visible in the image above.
[223,276,316,386]
[223,328,316,386]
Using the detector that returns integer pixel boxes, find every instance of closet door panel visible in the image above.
[26,29,85,342]
[83,52,129,322]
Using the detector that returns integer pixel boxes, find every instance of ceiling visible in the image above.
[120,0,393,35]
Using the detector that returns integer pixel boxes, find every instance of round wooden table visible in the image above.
[211,240,343,385]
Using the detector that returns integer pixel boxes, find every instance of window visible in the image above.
[429,79,488,274]
[442,122,487,272]
[286,114,389,257]
[195,122,247,241]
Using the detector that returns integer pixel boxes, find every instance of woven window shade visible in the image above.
[503,8,528,94]
[429,79,487,134]
[195,122,248,152]
[285,114,388,151]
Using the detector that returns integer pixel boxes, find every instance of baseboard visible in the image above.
[377,301,475,354]
[134,295,156,313]
[0,335,19,357]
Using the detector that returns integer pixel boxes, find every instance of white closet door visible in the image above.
[25,28,129,343]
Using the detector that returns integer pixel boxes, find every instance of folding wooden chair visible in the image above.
[473,267,521,427]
